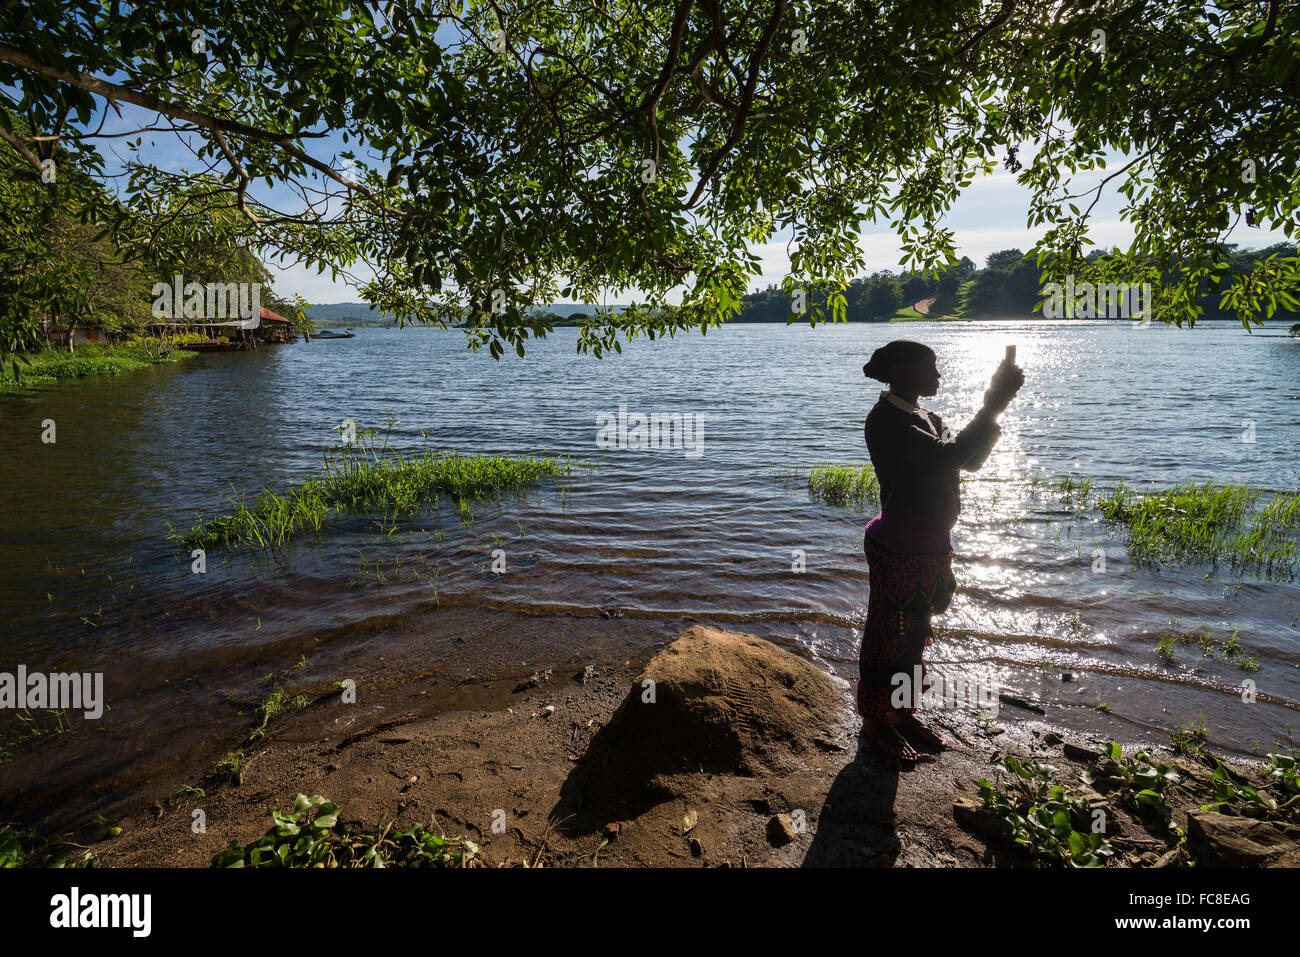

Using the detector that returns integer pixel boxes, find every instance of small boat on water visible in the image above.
[310,329,355,339]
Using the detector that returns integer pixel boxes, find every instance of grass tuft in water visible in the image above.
[170,426,572,552]
[801,463,881,508]
[1097,481,1298,580]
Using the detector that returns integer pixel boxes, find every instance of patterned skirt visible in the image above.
[856,533,956,719]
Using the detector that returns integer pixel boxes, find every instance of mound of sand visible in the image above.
[594,626,846,778]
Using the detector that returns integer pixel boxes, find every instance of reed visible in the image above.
[171,430,571,552]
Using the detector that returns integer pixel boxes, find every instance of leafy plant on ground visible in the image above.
[203,749,246,787]
[0,823,93,868]
[975,756,1113,867]
[211,795,479,868]
[1082,742,1181,829]
[1201,751,1300,823]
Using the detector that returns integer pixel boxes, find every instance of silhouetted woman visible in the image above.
[857,340,1023,761]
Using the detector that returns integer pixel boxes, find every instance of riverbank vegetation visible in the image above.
[0,145,309,376]
[779,464,881,509]
[170,427,572,553]
[1023,473,1298,581]
[0,342,198,392]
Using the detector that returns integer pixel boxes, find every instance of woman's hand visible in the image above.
[983,361,1025,415]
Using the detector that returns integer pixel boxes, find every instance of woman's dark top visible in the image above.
[863,392,1001,553]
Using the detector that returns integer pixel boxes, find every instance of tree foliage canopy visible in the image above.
[2,0,1298,358]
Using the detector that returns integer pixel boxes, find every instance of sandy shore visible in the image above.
[85,632,1285,868]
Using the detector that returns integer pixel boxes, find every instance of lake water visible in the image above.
[2,320,1298,827]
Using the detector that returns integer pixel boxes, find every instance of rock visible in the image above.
[602,821,621,842]
[682,809,698,834]
[1063,742,1100,762]
[1080,791,1123,836]
[998,693,1045,715]
[1043,731,1063,746]
[1152,846,1184,868]
[513,669,552,693]
[690,837,705,857]
[592,626,844,779]
[576,665,597,685]
[767,814,796,847]
[952,798,1005,841]
[1186,811,1300,867]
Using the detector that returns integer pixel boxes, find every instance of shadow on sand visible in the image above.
[803,737,903,866]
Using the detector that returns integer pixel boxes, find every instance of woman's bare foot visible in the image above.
[861,717,921,762]
[887,711,947,748]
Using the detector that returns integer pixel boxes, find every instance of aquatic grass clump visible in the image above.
[174,479,333,551]
[1097,481,1298,580]
[1155,624,1261,672]
[1054,475,1094,509]
[250,686,311,740]
[804,463,881,508]
[171,430,571,552]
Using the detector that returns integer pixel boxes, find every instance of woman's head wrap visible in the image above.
[863,340,934,383]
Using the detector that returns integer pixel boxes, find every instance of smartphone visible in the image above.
[1005,344,1016,364]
